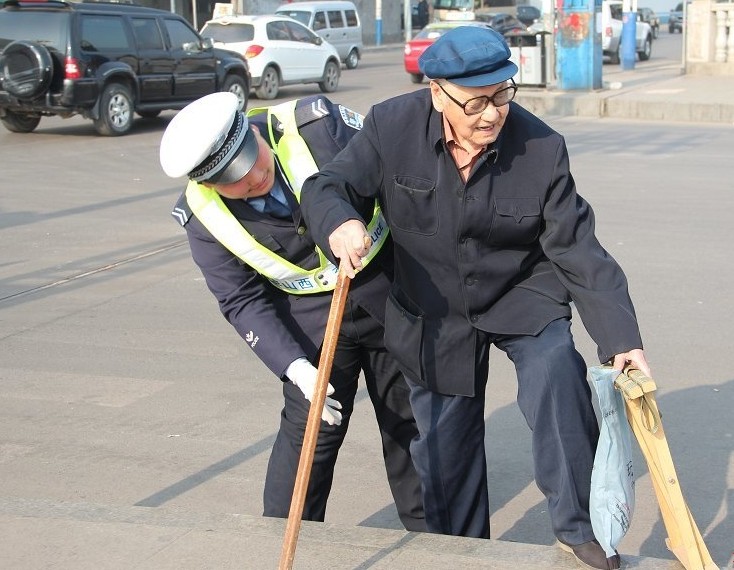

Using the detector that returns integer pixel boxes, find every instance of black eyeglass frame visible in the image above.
[435,79,518,116]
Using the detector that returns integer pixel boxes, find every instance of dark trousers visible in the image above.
[407,318,599,544]
[263,300,426,532]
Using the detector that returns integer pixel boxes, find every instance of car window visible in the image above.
[0,11,68,49]
[610,4,623,19]
[327,10,344,28]
[313,11,327,30]
[163,18,199,50]
[80,15,131,51]
[200,22,254,42]
[275,9,310,26]
[131,17,164,50]
[284,20,319,43]
[344,9,358,26]
[267,20,291,41]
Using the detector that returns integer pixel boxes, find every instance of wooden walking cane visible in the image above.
[614,367,718,570]
[278,269,351,570]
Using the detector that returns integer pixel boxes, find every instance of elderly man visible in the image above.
[300,26,651,570]
[159,93,425,531]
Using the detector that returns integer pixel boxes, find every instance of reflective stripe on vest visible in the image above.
[186,99,388,294]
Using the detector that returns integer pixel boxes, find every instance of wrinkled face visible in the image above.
[207,126,275,200]
[429,79,511,150]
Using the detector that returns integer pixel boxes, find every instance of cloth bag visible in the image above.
[589,365,635,558]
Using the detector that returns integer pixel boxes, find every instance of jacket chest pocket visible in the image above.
[387,175,438,236]
[488,197,542,245]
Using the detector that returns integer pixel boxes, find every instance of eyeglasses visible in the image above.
[436,79,517,116]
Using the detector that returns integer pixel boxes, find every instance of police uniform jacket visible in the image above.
[301,89,643,397]
[174,96,393,380]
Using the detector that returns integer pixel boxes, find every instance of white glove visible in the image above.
[286,358,343,426]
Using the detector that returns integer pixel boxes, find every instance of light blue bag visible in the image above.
[589,366,635,558]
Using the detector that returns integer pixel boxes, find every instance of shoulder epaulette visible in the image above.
[171,192,193,227]
[294,96,332,128]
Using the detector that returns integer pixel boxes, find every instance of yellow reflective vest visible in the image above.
[184,99,388,295]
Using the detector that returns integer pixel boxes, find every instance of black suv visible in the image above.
[0,0,250,135]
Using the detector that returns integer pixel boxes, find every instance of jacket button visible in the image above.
[470,314,479,323]
[297,226,306,235]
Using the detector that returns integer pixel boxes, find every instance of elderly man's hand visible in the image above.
[612,348,652,378]
[328,220,372,279]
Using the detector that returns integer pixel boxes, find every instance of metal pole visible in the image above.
[376,0,382,45]
[621,0,636,70]
[404,0,412,42]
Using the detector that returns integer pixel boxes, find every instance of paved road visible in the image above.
[1,33,732,567]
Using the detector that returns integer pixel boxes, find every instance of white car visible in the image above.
[200,14,341,100]
[601,0,653,64]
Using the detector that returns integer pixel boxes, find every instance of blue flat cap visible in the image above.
[419,26,518,87]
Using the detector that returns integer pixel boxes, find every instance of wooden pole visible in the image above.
[615,368,718,570]
[278,271,351,570]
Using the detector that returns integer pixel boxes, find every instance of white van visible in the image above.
[275,1,363,69]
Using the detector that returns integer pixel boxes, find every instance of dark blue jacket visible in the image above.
[172,95,393,379]
[301,89,643,396]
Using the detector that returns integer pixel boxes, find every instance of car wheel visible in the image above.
[1,40,53,100]
[93,83,134,136]
[668,24,675,33]
[222,74,248,110]
[255,66,279,100]
[610,45,621,65]
[1,109,41,133]
[638,35,652,61]
[410,73,424,84]
[137,110,161,119]
[345,49,359,70]
[318,60,340,93]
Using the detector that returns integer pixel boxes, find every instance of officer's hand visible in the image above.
[612,349,652,378]
[286,358,342,426]
[328,220,372,279]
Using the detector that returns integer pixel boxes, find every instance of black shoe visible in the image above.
[558,540,621,569]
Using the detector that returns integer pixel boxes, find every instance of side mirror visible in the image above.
[201,37,214,50]
[182,40,200,52]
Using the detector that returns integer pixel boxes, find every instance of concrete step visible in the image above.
[0,497,689,569]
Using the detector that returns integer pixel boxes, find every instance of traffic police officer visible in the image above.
[159,93,425,531]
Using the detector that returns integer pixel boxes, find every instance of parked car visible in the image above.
[200,14,340,100]
[474,12,528,35]
[0,0,250,135]
[601,0,653,64]
[516,4,541,27]
[637,7,660,39]
[274,1,363,69]
[404,21,496,84]
[668,2,684,33]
